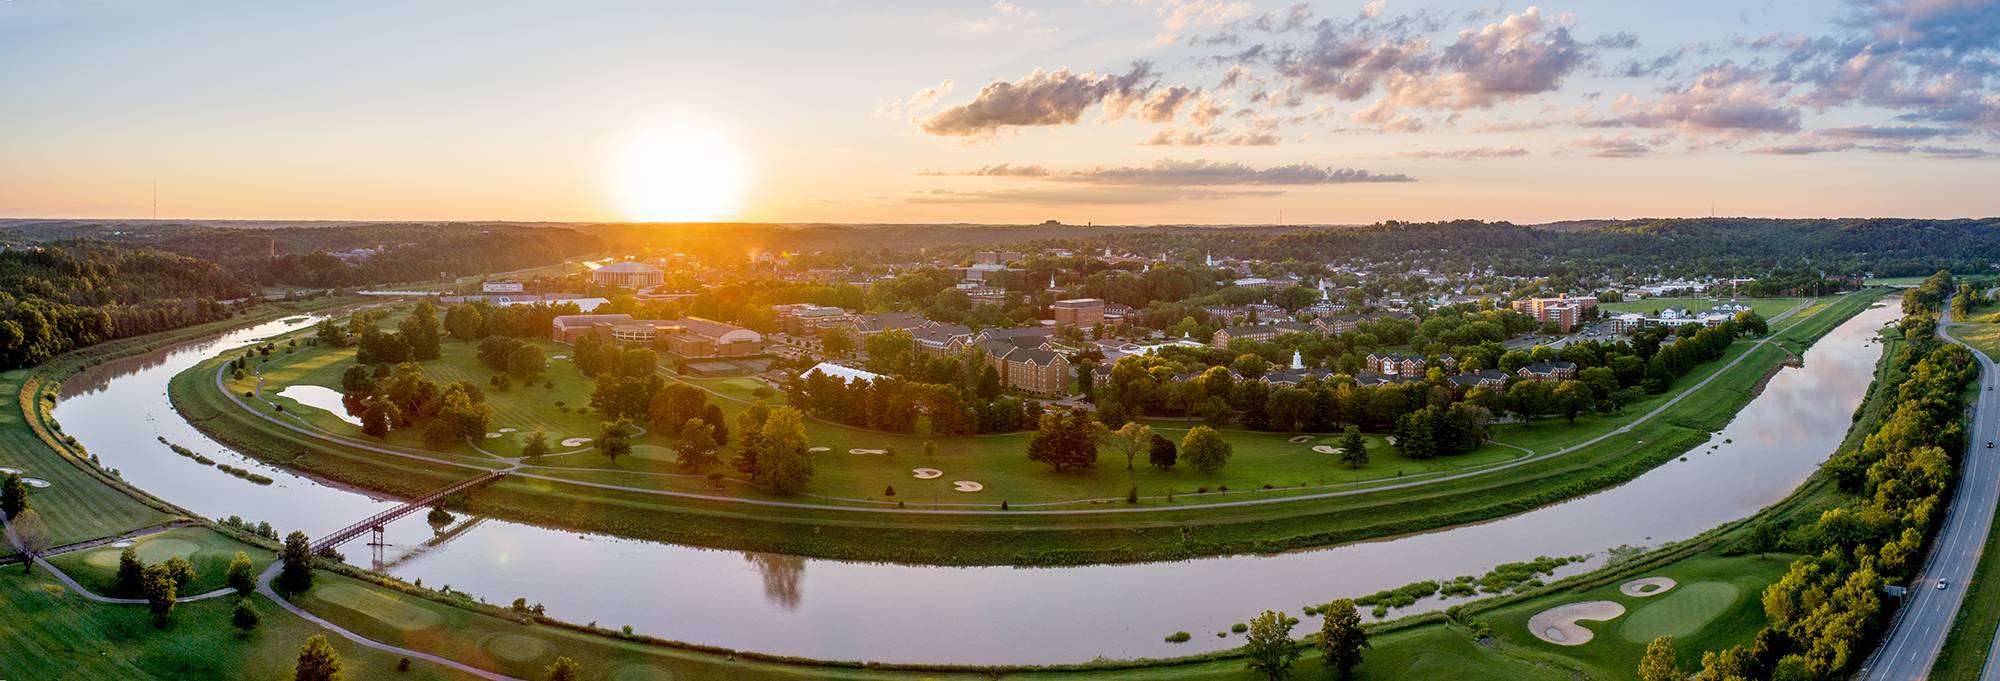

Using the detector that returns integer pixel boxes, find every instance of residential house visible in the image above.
[1517,361,1578,382]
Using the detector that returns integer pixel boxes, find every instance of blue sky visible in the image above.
[1,0,1995,223]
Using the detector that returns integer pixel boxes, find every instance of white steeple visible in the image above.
[1291,350,1304,370]
[1049,273,1057,289]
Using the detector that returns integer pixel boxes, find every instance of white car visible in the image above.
[1938,578,1949,590]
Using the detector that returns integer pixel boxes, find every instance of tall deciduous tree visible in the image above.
[674,418,721,471]
[141,562,177,624]
[1317,598,1370,680]
[12,507,47,574]
[1113,422,1154,470]
[522,428,550,459]
[116,546,146,596]
[752,407,813,494]
[1637,635,1687,681]
[399,301,442,361]
[1181,425,1233,475]
[597,417,635,464]
[1242,609,1300,680]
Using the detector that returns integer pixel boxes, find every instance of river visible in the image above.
[49,302,1898,665]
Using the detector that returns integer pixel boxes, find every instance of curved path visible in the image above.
[2,506,522,679]
[212,301,1816,517]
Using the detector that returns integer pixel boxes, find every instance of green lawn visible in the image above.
[1600,296,1803,319]
[0,550,466,681]
[1470,553,1792,678]
[46,527,275,598]
[168,290,1885,567]
[237,336,1521,508]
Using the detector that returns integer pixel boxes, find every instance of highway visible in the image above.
[1858,304,2000,680]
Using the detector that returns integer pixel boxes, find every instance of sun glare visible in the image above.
[613,125,748,222]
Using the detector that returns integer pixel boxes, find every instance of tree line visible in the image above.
[0,240,252,368]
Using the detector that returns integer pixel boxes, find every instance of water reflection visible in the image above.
[745,552,806,610]
[52,303,1899,665]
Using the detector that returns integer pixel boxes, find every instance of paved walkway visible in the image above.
[1,512,522,680]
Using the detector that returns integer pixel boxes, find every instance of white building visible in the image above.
[482,281,525,293]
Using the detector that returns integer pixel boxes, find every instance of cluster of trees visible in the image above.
[339,362,493,446]
[1094,313,1756,443]
[0,240,250,368]
[789,366,1039,436]
[731,401,813,493]
[1681,273,1974,681]
[345,303,443,364]
[477,336,547,381]
[442,299,588,342]
[1234,599,1373,681]
[75,222,606,289]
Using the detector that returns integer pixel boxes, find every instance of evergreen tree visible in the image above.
[278,531,314,593]
[232,597,261,636]
[1148,432,1178,469]
[0,472,25,519]
[1339,426,1370,468]
[293,634,344,681]
[116,546,146,597]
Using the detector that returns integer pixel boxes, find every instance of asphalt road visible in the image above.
[1858,305,2000,681]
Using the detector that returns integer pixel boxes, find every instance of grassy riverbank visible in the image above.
[0,289,1898,681]
[168,290,1884,566]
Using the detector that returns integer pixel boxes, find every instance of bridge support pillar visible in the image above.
[369,525,385,571]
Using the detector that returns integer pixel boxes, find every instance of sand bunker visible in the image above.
[953,481,984,492]
[0,467,19,475]
[560,437,592,448]
[111,541,134,548]
[912,468,943,480]
[849,448,889,455]
[498,427,517,433]
[21,478,49,488]
[806,446,830,453]
[1528,601,1626,646]
[1620,577,1678,597]
[1288,435,1313,443]
[485,432,504,439]
[551,354,568,360]
[1312,445,1345,454]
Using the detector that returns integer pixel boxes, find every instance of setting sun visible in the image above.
[612,125,747,222]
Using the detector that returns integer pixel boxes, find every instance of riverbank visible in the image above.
[165,290,1885,567]
[0,288,1902,680]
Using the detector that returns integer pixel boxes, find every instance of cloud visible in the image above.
[1769,0,2000,131]
[1140,85,1201,123]
[1572,135,1653,157]
[1590,63,1800,137]
[905,187,1283,205]
[928,158,1415,185]
[1749,139,1999,158]
[1263,6,1590,129]
[1142,124,1281,146]
[1394,145,1530,160]
[1815,124,1968,141]
[877,80,955,120]
[919,63,1158,137]
[1148,0,1255,43]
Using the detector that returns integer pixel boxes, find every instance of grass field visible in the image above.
[46,527,276,598]
[0,290,1898,681]
[168,290,1888,566]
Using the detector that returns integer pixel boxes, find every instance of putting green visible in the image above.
[1619,582,1740,643]
[482,633,553,663]
[316,583,443,631]
[81,537,200,569]
[610,665,679,681]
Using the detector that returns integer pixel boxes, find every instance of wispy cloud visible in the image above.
[925,159,1415,185]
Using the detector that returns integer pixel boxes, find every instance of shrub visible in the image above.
[1165,631,1192,643]
[1231,622,1248,633]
